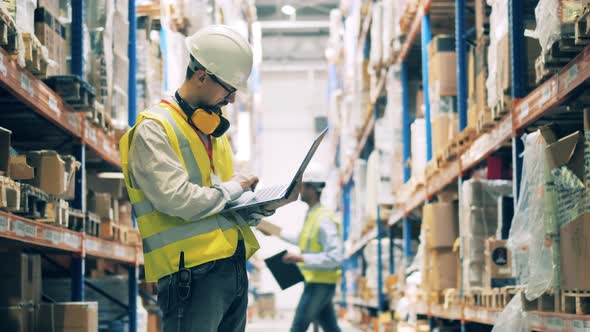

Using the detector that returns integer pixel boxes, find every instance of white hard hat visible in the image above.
[185,25,253,90]
[302,164,327,184]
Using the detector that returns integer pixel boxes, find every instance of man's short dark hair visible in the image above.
[186,55,206,80]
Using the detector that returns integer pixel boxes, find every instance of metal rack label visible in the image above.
[20,74,33,97]
[84,239,99,252]
[14,220,37,238]
[42,229,64,245]
[67,113,81,133]
[48,95,60,116]
[85,126,98,145]
[115,246,125,259]
[565,64,579,89]
[64,233,80,249]
[0,215,9,232]
[572,320,584,332]
[546,316,565,330]
[0,53,7,77]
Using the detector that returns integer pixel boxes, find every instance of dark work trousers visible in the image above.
[157,241,248,332]
[290,282,342,332]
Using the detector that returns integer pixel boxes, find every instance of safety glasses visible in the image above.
[206,70,237,97]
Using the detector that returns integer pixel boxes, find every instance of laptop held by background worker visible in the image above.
[223,128,328,213]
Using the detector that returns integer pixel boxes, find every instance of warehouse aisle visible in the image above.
[246,311,362,331]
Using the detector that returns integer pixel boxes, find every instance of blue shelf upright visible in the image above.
[456,0,468,132]
[421,13,433,162]
[401,61,412,259]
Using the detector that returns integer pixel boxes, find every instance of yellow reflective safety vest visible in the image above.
[298,204,342,284]
[120,99,260,282]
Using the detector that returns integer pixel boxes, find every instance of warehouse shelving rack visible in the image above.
[0,1,141,331]
[338,0,590,330]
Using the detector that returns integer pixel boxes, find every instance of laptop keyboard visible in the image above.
[254,184,289,202]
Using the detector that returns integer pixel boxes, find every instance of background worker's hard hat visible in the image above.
[185,25,253,90]
[302,163,327,185]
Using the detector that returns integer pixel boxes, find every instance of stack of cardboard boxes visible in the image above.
[460,179,513,292]
[421,202,459,293]
[428,35,459,157]
[34,0,67,76]
[544,112,590,291]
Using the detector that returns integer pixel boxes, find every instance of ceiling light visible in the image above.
[281,5,296,16]
[97,172,125,179]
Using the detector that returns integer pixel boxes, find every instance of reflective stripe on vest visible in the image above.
[142,216,236,253]
[120,100,260,282]
[298,205,341,284]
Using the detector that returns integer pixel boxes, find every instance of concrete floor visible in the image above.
[246,311,362,332]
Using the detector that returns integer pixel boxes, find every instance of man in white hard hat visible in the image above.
[120,25,298,332]
[260,165,343,332]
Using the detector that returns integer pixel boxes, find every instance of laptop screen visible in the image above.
[284,128,329,196]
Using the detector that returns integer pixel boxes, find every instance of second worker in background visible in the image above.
[261,165,343,332]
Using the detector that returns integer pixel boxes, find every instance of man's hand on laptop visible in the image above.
[260,175,302,211]
[233,173,259,191]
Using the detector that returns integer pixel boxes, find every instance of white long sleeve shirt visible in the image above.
[281,204,343,269]
[128,119,245,222]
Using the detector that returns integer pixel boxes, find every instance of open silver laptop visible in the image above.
[223,128,328,213]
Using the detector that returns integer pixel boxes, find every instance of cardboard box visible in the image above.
[34,7,67,76]
[118,201,133,227]
[546,131,586,225]
[88,192,113,221]
[0,253,40,306]
[25,150,66,196]
[432,114,459,155]
[37,0,60,18]
[87,173,126,200]
[9,156,35,180]
[256,220,282,236]
[426,249,458,291]
[475,40,489,114]
[560,212,590,290]
[0,127,10,175]
[484,238,515,289]
[428,35,457,97]
[38,302,99,332]
[423,202,459,249]
[0,306,35,332]
[61,155,80,200]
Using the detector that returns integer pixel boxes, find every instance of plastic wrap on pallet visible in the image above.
[525,0,584,55]
[343,4,361,94]
[507,132,554,300]
[486,0,509,109]
[491,291,530,332]
[460,179,512,292]
[325,9,343,64]
[369,2,383,69]
[411,119,427,180]
[6,0,36,34]
[364,239,404,291]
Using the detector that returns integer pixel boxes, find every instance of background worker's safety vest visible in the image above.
[120,100,260,282]
[298,205,341,284]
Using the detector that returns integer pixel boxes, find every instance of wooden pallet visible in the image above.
[100,220,121,241]
[15,184,48,219]
[443,288,461,309]
[465,288,485,307]
[0,176,20,211]
[455,128,477,152]
[492,95,511,121]
[121,226,141,246]
[43,75,96,111]
[0,6,18,54]
[67,208,85,233]
[38,198,69,227]
[21,33,48,76]
[86,212,100,237]
[498,286,521,308]
[477,110,495,134]
[428,291,445,306]
[425,159,439,180]
[561,290,590,315]
[522,289,561,313]
[535,54,561,84]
